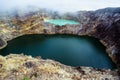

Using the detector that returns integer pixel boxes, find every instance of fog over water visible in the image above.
[0,0,120,12]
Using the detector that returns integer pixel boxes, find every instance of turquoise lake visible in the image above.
[0,34,116,69]
[45,19,79,26]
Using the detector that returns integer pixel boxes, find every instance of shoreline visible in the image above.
[0,7,119,78]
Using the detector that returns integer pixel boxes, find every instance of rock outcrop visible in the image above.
[0,54,119,80]
[0,38,7,49]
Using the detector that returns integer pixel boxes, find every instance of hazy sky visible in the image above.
[0,0,120,12]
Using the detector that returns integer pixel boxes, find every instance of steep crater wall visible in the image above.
[0,7,120,75]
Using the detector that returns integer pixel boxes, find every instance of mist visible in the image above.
[0,0,120,12]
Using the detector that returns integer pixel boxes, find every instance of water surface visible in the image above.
[0,34,116,69]
[45,19,79,26]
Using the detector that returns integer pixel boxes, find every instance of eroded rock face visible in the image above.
[0,38,6,49]
[0,38,4,48]
[0,7,120,77]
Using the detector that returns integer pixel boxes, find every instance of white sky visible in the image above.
[0,0,120,12]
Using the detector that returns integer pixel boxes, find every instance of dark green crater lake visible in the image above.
[0,34,116,69]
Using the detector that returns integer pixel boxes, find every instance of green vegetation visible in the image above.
[23,77,30,80]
